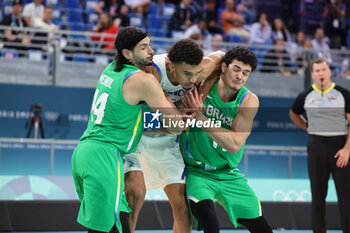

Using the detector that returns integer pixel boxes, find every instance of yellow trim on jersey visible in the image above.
[114,150,121,233]
[312,82,335,94]
[125,107,143,152]
[258,200,262,216]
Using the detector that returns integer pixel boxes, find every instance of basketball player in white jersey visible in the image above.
[123,39,224,233]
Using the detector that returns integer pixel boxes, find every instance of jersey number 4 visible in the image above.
[91,89,109,124]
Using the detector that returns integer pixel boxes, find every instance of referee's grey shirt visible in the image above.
[291,83,350,136]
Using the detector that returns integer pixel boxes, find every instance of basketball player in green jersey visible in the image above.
[71,27,185,233]
[180,46,273,232]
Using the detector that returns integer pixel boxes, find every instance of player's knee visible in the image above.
[133,187,146,202]
[127,187,145,206]
[171,196,189,214]
[173,203,190,218]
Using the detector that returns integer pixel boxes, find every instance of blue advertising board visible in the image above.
[0,84,308,145]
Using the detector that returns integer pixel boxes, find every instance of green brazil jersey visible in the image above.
[80,63,144,155]
[180,79,251,179]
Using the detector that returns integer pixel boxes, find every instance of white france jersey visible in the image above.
[153,54,187,102]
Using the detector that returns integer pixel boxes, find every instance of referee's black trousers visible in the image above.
[308,135,350,233]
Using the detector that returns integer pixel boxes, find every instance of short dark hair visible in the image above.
[12,0,22,6]
[311,58,329,71]
[44,5,53,10]
[114,27,148,72]
[223,46,257,71]
[167,39,203,66]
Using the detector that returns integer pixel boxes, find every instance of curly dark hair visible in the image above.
[167,39,203,66]
[114,27,148,72]
[223,46,257,72]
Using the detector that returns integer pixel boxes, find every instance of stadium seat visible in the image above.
[128,13,145,28]
[87,11,98,24]
[27,50,43,61]
[162,3,175,17]
[148,28,167,38]
[1,3,12,16]
[85,0,99,11]
[23,0,33,4]
[69,22,86,31]
[51,8,62,24]
[171,30,185,40]
[46,0,60,7]
[66,9,84,23]
[1,49,19,59]
[65,0,81,9]
[217,7,225,24]
[72,53,90,62]
[149,1,158,16]
[227,35,243,43]
[68,34,88,42]
[147,15,163,30]
[95,55,109,65]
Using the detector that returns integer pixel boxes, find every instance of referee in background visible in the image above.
[290,58,350,233]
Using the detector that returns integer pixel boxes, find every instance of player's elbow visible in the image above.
[227,145,241,155]
[226,138,245,154]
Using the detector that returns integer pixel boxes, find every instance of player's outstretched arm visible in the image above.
[184,87,259,154]
[123,72,186,133]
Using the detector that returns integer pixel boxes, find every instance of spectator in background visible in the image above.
[32,6,58,43]
[124,0,150,17]
[113,4,130,27]
[22,0,44,27]
[205,33,224,55]
[293,39,316,77]
[90,12,118,51]
[236,2,255,25]
[204,0,222,34]
[304,39,314,51]
[189,32,203,42]
[184,19,209,39]
[295,31,306,48]
[169,0,198,32]
[312,27,332,64]
[202,33,225,55]
[1,0,31,50]
[211,33,224,50]
[261,39,292,75]
[289,31,306,62]
[323,0,347,49]
[248,12,271,44]
[271,18,291,43]
[341,58,350,79]
[302,39,318,68]
[185,19,213,53]
[221,0,250,42]
[94,0,125,17]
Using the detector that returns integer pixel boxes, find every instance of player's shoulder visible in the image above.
[127,71,160,90]
[203,50,225,61]
[242,92,259,108]
[144,65,161,82]
[130,70,155,81]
